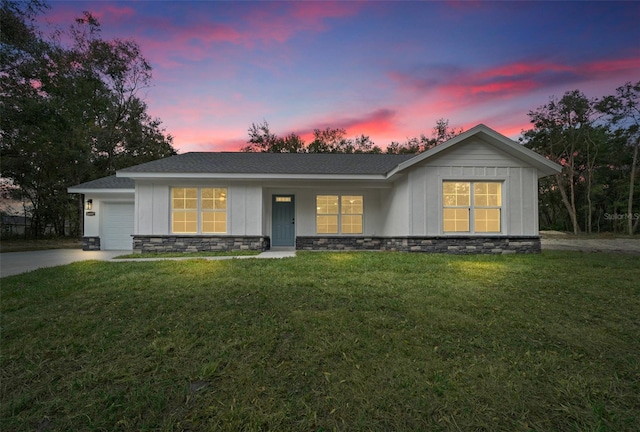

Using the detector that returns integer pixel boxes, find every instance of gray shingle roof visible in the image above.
[118,152,417,175]
[69,175,134,190]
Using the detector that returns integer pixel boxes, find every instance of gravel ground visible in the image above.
[540,232,640,255]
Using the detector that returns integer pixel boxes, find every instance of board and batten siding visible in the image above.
[230,183,262,235]
[134,181,262,236]
[403,137,541,236]
[135,182,167,235]
[379,175,410,237]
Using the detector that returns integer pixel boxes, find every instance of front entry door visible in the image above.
[272,195,295,246]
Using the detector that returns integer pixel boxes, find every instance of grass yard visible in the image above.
[1,251,639,431]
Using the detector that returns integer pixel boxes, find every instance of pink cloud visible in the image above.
[585,57,640,74]
[238,1,361,45]
[41,2,362,71]
[290,1,362,26]
[132,1,362,68]
[385,55,640,145]
[391,56,640,105]
[311,109,397,135]
[176,22,242,45]
[286,109,400,145]
[451,80,539,99]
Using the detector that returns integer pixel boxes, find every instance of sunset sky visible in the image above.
[41,1,640,153]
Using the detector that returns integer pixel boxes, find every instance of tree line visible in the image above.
[241,118,462,154]
[523,83,639,235]
[1,0,176,237]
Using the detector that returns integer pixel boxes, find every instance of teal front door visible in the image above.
[272,195,295,246]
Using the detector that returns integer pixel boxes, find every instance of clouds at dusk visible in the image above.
[40,1,640,152]
[391,57,640,103]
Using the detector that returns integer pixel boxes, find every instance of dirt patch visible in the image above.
[540,232,640,255]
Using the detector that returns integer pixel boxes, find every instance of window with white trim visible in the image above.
[443,182,501,233]
[316,195,363,234]
[172,187,227,234]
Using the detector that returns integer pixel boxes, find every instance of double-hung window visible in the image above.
[443,182,501,233]
[172,187,227,234]
[316,195,363,234]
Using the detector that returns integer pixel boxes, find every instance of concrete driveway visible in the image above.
[540,234,640,255]
[0,249,127,278]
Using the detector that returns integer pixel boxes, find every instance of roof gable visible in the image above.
[406,137,537,169]
[394,124,562,177]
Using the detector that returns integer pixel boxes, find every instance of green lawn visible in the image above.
[2,251,639,431]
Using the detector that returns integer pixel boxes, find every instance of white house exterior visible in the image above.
[68,124,562,254]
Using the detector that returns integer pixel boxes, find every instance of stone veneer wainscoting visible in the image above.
[82,236,101,251]
[132,235,270,253]
[131,235,540,254]
[296,236,541,254]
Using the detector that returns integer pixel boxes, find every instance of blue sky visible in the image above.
[41,1,640,152]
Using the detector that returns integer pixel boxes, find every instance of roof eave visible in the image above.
[535,164,562,178]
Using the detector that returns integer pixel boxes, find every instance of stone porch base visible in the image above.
[296,236,541,254]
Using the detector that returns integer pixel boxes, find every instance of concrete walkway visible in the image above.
[0,249,296,278]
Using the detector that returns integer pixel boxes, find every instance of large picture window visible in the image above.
[443,182,501,233]
[172,187,227,234]
[316,194,363,234]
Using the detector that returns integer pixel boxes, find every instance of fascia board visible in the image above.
[260,180,394,189]
[67,188,135,194]
[116,172,388,181]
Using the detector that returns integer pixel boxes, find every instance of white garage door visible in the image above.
[102,202,134,250]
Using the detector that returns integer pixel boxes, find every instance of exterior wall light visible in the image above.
[85,199,93,210]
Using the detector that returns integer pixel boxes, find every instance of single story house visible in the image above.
[68,124,562,254]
